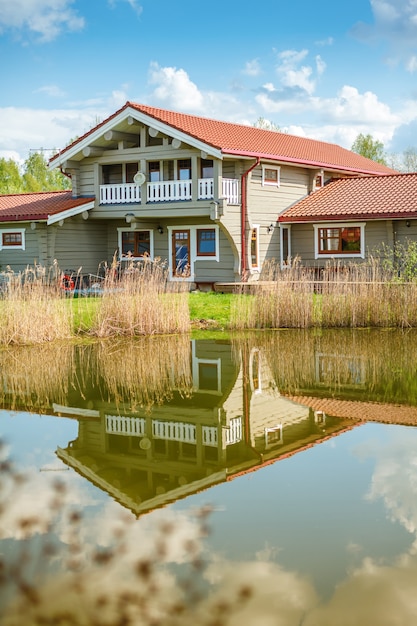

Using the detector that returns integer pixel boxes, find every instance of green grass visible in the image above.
[188,292,235,329]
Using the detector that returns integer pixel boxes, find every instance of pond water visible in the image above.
[1,330,417,624]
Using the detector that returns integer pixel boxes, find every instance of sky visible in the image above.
[0,0,417,164]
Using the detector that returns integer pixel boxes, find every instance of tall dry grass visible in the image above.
[0,259,191,345]
[89,258,191,337]
[0,263,73,345]
[231,257,417,330]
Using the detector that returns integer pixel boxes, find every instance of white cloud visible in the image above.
[0,0,85,42]
[35,84,66,98]
[148,62,205,111]
[243,59,261,76]
[108,0,143,17]
[276,49,317,95]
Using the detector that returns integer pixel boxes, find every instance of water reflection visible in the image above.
[2,330,417,623]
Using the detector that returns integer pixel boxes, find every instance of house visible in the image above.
[0,101,396,284]
[279,172,417,267]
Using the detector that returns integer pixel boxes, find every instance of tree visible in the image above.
[351,133,387,165]
[0,158,23,193]
[254,117,281,132]
[22,150,71,192]
[402,147,417,172]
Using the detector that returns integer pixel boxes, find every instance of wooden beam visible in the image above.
[127,116,141,126]
[172,138,181,149]
[82,146,104,157]
[104,130,137,143]
[148,127,159,138]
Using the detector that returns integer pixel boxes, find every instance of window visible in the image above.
[315,172,324,189]
[250,226,260,269]
[280,225,291,267]
[120,230,152,259]
[126,163,139,183]
[148,161,160,182]
[317,226,362,255]
[201,159,213,178]
[0,229,25,250]
[262,165,280,187]
[178,159,191,180]
[102,164,122,184]
[196,228,216,256]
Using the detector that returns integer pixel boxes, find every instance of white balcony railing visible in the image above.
[99,178,239,205]
[100,183,141,205]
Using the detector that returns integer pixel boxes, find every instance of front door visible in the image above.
[172,229,191,277]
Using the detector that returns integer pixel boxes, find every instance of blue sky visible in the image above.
[0,0,416,164]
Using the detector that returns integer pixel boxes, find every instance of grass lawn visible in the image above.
[188,291,236,329]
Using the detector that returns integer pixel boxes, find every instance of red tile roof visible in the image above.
[0,191,93,223]
[50,101,396,176]
[279,173,417,222]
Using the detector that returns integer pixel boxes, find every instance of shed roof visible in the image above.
[0,191,93,223]
[50,101,396,176]
[279,172,417,223]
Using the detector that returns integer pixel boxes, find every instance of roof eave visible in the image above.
[47,200,95,225]
[223,148,393,175]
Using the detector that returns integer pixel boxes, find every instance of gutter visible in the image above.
[241,157,260,277]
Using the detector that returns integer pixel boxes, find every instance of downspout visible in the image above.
[240,157,261,279]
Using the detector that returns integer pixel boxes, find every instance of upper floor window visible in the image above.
[314,224,365,258]
[262,165,280,187]
[1,229,25,250]
[315,172,324,189]
[178,159,191,180]
[201,159,214,178]
[149,161,161,182]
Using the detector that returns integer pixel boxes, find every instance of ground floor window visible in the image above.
[0,229,25,250]
[314,223,365,258]
[168,225,219,280]
[280,225,291,267]
[250,225,260,270]
[118,229,153,259]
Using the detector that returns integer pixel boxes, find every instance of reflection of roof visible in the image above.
[51,101,395,176]
[0,191,93,223]
[285,396,417,426]
[279,173,417,223]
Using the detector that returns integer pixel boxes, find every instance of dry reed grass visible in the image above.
[0,264,73,344]
[231,257,417,330]
[89,258,191,337]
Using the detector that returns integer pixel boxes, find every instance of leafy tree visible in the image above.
[351,133,387,165]
[0,157,23,193]
[403,147,417,172]
[22,151,71,192]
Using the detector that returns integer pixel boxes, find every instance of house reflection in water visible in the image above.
[55,339,357,516]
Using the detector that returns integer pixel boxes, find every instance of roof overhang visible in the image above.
[47,200,95,225]
[49,104,223,169]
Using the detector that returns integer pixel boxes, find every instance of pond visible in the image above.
[1,330,417,625]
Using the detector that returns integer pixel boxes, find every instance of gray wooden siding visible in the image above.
[54,218,108,275]
[0,224,43,272]
[289,220,398,267]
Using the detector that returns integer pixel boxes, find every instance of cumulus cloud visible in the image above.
[275,49,321,96]
[0,0,85,42]
[148,62,205,111]
[35,84,66,98]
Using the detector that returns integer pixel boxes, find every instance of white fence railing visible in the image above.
[105,414,146,436]
[99,183,141,205]
[99,178,239,205]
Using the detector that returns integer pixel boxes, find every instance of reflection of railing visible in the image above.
[106,415,146,436]
[105,415,242,447]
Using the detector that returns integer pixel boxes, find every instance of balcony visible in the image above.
[99,178,239,206]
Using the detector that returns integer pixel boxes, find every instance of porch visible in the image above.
[99,178,239,205]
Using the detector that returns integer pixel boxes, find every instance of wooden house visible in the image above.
[0,101,395,284]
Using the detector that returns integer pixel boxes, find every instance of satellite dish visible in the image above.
[133,171,146,186]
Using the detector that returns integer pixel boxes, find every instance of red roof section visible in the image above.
[279,173,417,222]
[51,101,396,176]
[0,191,93,223]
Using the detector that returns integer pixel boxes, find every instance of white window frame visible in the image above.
[262,165,280,187]
[313,223,365,259]
[117,227,154,261]
[250,224,260,271]
[280,225,291,268]
[168,224,219,281]
[191,341,222,395]
[0,228,25,250]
